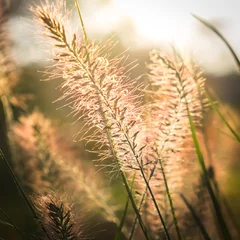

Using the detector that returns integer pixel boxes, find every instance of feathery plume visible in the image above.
[33,192,84,240]
[30,3,158,238]
[13,111,64,191]
[13,111,120,225]
[138,50,209,238]
[30,1,147,173]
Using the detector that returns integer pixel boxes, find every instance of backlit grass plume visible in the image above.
[33,192,84,240]
[138,50,209,238]
[30,2,146,171]
[13,111,68,192]
[0,0,238,239]
[29,1,236,240]
[30,2,159,239]
[13,111,119,225]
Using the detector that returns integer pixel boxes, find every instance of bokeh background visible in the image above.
[0,0,240,239]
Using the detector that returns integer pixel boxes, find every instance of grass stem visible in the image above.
[0,150,51,240]
[74,0,89,46]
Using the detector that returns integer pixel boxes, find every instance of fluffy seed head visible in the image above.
[33,192,84,240]
[30,1,147,174]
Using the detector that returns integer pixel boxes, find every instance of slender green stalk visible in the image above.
[203,90,240,142]
[95,93,170,238]
[114,195,129,240]
[0,150,35,215]
[74,0,88,46]
[0,95,16,163]
[129,191,145,240]
[179,194,212,240]
[192,14,240,72]
[115,173,135,240]
[192,68,240,143]
[0,220,14,228]
[212,177,240,237]
[158,157,182,240]
[178,73,232,240]
[0,208,24,239]
[121,172,152,240]
[0,150,51,240]
[187,108,232,240]
[139,168,171,240]
[129,162,176,240]
[0,219,39,240]
[104,119,151,240]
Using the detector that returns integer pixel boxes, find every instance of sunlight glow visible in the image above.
[12,0,240,74]
[112,0,192,47]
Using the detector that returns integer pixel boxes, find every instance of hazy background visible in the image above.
[6,0,240,111]
[7,0,240,75]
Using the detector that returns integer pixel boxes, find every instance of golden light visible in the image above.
[113,0,192,48]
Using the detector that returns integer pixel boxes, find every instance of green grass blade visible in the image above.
[128,213,138,239]
[129,189,146,240]
[0,220,14,228]
[0,219,40,240]
[192,14,240,71]
[0,208,24,239]
[187,113,232,239]
[120,171,152,240]
[114,174,136,240]
[204,90,240,142]
[0,149,51,240]
[159,159,182,240]
[114,196,129,240]
[138,169,171,239]
[74,0,89,46]
[212,179,240,237]
[0,150,35,216]
[179,194,212,240]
